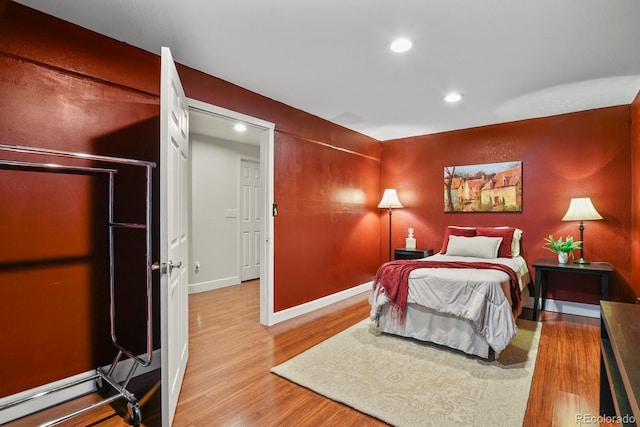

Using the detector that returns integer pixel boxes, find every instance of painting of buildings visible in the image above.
[444,161,522,212]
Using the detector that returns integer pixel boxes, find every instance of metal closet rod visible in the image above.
[0,159,118,175]
[0,144,156,168]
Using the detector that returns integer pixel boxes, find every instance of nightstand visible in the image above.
[531,258,613,321]
[394,248,434,260]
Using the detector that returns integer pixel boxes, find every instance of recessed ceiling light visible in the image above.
[444,93,463,103]
[234,123,247,132]
[390,38,413,53]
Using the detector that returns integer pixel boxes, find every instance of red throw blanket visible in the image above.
[373,260,522,321]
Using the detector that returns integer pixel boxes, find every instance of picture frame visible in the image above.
[444,161,522,212]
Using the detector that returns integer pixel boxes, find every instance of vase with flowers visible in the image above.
[543,235,582,264]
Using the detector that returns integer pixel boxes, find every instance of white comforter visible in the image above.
[371,254,530,354]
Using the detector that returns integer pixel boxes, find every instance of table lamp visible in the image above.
[561,197,603,264]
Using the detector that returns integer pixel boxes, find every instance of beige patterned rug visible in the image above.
[271,318,541,426]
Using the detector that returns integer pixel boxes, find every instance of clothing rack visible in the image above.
[0,144,156,426]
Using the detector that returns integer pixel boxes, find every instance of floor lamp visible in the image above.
[378,189,403,261]
[561,197,603,264]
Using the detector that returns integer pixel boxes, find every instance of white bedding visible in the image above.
[370,254,531,355]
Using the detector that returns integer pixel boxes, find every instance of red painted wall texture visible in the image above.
[0,2,380,397]
[0,3,162,397]
[380,107,633,304]
[272,131,381,310]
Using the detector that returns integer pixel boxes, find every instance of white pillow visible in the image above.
[445,235,503,259]
[512,228,522,256]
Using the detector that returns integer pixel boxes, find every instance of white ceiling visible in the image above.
[15,0,640,141]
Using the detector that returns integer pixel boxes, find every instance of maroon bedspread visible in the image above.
[373,259,521,320]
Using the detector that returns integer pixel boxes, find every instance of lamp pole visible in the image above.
[576,220,586,264]
[387,207,393,261]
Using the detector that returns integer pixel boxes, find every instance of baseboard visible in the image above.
[540,298,600,318]
[271,281,372,324]
[522,295,599,318]
[0,349,161,424]
[188,276,240,294]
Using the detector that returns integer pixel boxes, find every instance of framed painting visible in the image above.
[444,161,522,212]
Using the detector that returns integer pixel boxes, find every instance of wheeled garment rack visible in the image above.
[0,144,156,426]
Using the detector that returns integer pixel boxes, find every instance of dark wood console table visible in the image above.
[531,258,613,321]
[600,301,639,425]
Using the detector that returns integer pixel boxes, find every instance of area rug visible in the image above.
[271,318,541,426]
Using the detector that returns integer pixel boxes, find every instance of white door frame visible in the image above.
[186,98,275,326]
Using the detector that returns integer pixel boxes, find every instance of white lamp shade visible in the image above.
[378,189,403,209]
[562,197,603,221]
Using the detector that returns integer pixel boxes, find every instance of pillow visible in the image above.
[477,226,523,256]
[445,235,503,259]
[439,226,476,254]
[511,228,523,256]
[476,227,515,258]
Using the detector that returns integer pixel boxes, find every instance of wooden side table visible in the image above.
[394,248,434,260]
[531,258,613,320]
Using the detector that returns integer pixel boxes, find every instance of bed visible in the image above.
[370,226,531,359]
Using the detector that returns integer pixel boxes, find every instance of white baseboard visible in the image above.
[271,281,372,324]
[522,295,600,318]
[188,276,240,294]
[0,349,161,424]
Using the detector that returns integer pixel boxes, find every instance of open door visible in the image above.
[160,46,189,426]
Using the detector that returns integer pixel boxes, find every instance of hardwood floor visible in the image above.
[8,280,618,426]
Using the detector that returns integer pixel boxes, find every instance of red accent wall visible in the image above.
[380,107,633,305]
[271,131,380,310]
[0,3,162,398]
[631,91,640,303]
[0,2,380,397]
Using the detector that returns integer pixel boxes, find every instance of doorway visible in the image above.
[186,98,275,326]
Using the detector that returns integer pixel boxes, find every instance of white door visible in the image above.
[241,159,261,281]
[160,47,189,426]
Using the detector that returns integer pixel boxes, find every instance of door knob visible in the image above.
[151,262,166,275]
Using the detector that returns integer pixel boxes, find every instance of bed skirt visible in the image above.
[377,303,492,358]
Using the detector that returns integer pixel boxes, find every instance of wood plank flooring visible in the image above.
[8,280,618,426]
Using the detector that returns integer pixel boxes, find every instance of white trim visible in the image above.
[522,295,600,318]
[271,282,372,325]
[188,276,240,294]
[260,128,275,326]
[185,98,275,327]
[0,350,161,424]
[188,99,274,130]
[539,298,600,318]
